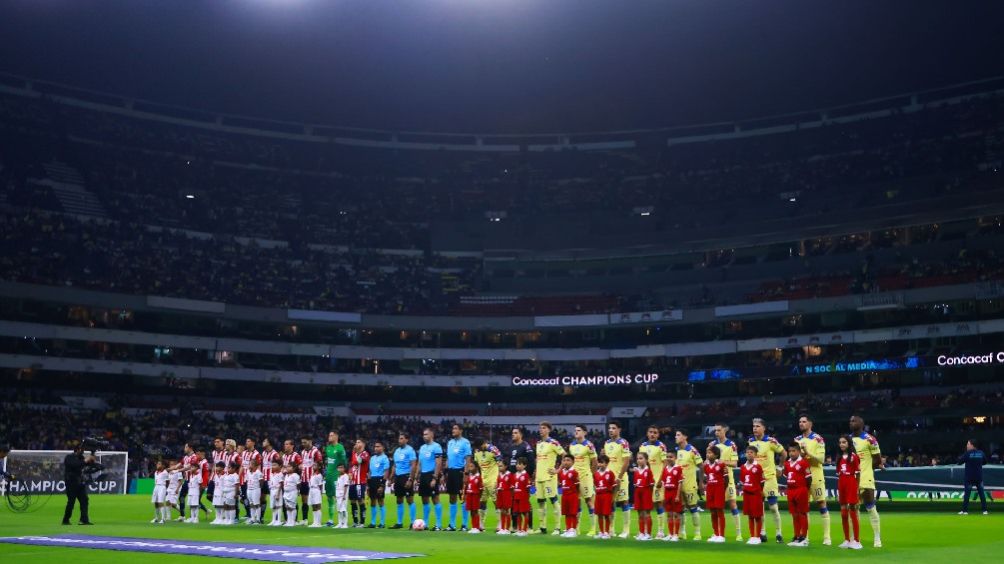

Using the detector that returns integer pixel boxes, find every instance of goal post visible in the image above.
[1,450,128,495]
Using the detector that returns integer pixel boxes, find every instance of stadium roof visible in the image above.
[1,0,1002,134]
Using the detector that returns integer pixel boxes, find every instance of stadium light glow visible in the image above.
[185,194,195,199]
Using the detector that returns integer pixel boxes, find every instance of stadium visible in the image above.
[0,1,1002,562]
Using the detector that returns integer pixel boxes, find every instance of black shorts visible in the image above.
[367,478,385,501]
[419,472,438,498]
[262,482,270,495]
[298,482,309,496]
[349,483,367,501]
[446,469,465,496]
[206,480,215,497]
[393,475,413,498]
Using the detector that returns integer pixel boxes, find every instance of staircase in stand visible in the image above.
[38,161,109,219]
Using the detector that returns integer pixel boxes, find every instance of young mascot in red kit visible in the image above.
[836,435,862,549]
[557,454,581,537]
[703,444,730,543]
[464,459,484,533]
[593,454,616,539]
[783,442,812,547]
[632,451,655,541]
[741,445,766,545]
[496,460,514,535]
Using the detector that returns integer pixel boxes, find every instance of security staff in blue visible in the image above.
[367,441,391,528]
[959,439,988,515]
[418,427,445,530]
[391,432,418,528]
[446,423,473,531]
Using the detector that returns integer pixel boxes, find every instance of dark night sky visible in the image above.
[1,0,1002,133]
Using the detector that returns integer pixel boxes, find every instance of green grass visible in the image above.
[0,495,1000,562]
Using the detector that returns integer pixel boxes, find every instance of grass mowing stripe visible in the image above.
[0,495,1000,562]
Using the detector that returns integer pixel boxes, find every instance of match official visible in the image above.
[446,424,473,531]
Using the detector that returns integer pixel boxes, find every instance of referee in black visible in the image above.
[62,444,96,525]
[508,427,535,530]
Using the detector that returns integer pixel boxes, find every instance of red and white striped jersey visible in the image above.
[300,446,322,481]
[350,450,370,485]
[211,449,226,467]
[282,451,303,475]
[182,453,199,478]
[223,451,240,470]
[261,449,281,480]
[240,449,262,484]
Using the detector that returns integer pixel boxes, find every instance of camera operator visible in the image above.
[62,443,97,525]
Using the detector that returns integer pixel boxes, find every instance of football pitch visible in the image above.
[0,496,1000,563]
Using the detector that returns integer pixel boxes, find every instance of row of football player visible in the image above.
[149,433,871,549]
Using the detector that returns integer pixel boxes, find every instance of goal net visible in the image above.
[1,450,128,495]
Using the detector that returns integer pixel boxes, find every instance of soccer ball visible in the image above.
[411,519,426,531]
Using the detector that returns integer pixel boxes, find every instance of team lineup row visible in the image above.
[148,414,884,549]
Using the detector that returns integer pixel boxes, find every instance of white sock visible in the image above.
[190,507,199,522]
[622,509,631,535]
[867,506,881,539]
[771,504,783,536]
[680,515,686,537]
[287,508,296,525]
[691,510,701,536]
[314,509,322,526]
[821,509,831,541]
[536,503,546,530]
[732,511,741,537]
[591,512,597,532]
[339,510,347,525]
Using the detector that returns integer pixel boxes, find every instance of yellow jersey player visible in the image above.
[603,421,632,538]
[850,415,883,548]
[473,438,502,530]
[535,421,566,535]
[749,417,786,544]
[711,422,742,541]
[796,414,831,545]
[568,424,598,536]
[674,428,703,540]
[638,425,668,538]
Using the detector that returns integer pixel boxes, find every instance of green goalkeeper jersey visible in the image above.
[324,443,347,478]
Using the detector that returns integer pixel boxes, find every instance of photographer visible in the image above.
[62,443,97,525]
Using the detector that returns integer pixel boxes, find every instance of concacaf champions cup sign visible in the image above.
[2,451,128,495]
